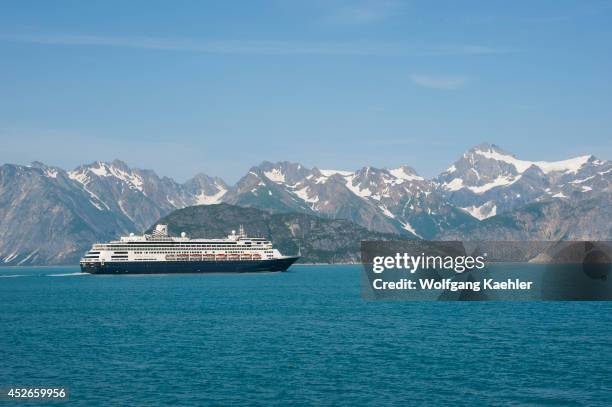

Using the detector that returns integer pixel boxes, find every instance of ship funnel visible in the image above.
[153,224,168,236]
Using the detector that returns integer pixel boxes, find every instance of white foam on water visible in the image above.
[47,272,90,277]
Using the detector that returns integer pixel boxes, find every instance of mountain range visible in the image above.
[1,143,610,265]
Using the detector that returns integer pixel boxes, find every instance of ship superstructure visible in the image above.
[80,225,298,274]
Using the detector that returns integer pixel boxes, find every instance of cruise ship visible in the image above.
[80,225,299,274]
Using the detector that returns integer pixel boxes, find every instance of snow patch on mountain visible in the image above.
[118,200,135,221]
[535,155,592,174]
[461,201,497,220]
[294,187,319,204]
[400,221,421,238]
[378,205,395,218]
[89,163,109,177]
[345,175,372,198]
[67,170,110,211]
[388,167,424,181]
[319,169,353,177]
[67,170,87,184]
[263,169,286,183]
[3,251,19,263]
[166,196,179,207]
[86,162,145,193]
[475,148,591,174]
[89,199,107,211]
[444,178,464,191]
[570,175,595,184]
[44,168,58,178]
[18,249,39,265]
[467,175,520,194]
[195,187,227,205]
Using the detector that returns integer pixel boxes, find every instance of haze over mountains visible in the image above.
[1,143,610,265]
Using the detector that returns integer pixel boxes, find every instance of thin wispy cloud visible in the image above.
[0,33,515,57]
[410,74,469,90]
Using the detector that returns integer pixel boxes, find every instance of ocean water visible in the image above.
[1,265,611,406]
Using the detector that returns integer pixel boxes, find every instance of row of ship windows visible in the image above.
[130,251,274,254]
[98,248,272,254]
[133,250,272,258]
[86,251,274,257]
[98,246,271,249]
[88,250,271,252]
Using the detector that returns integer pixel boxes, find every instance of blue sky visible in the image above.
[0,0,611,183]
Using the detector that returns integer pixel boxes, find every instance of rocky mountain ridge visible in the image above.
[1,143,609,265]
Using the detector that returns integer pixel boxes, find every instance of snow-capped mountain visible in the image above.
[1,143,610,265]
[0,162,133,265]
[436,143,611,220]
[0,160,229,265]
[67,159,228,229]
[183,173,228,205]
[288,164,475,238]
[234,145,609,237]
[223,164,315,215]
[230,162,430,235]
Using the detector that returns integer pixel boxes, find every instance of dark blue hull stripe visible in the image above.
[80,257,299,274]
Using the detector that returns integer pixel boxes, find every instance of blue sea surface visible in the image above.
[1,265,611,406]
